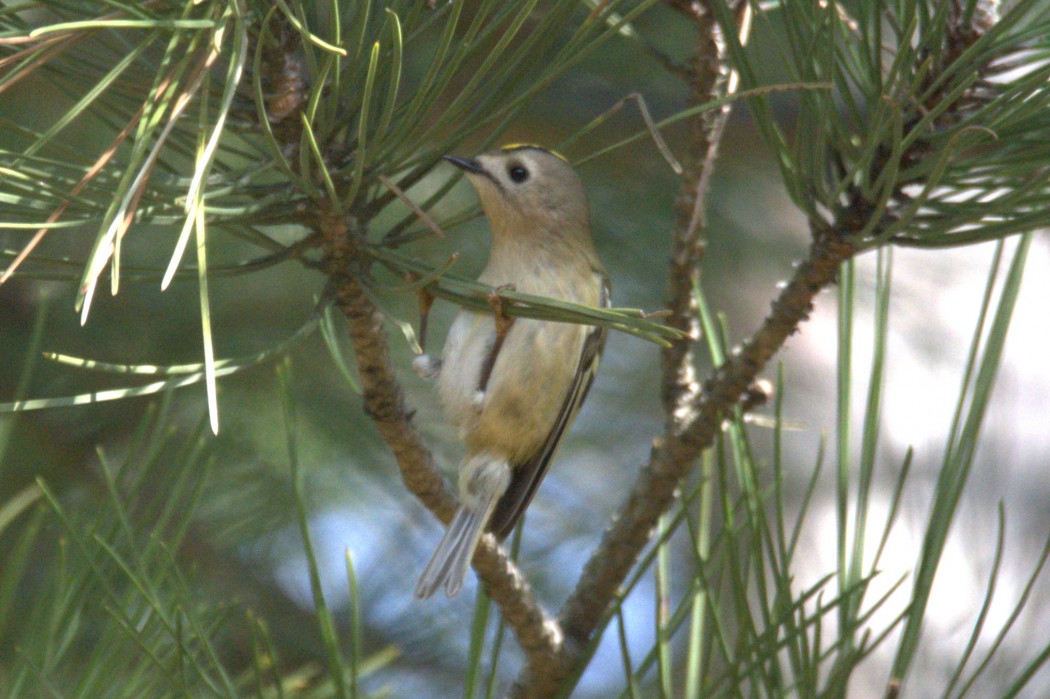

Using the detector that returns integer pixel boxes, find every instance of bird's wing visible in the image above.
[488,275,611,540]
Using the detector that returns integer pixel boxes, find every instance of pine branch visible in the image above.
[659,0,737,414]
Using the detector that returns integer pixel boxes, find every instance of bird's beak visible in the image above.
[443,154,484,174]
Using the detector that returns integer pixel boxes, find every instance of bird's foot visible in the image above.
[413,354,442,380]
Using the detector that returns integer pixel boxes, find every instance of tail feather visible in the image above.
[415,505,493,598]
[416,453,510,599]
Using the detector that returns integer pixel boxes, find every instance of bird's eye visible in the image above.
[508,164,529,183]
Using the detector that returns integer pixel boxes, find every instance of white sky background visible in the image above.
[784,236,1050,697]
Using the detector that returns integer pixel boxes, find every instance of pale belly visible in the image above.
[437,310,585,463]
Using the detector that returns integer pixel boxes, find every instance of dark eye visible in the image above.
[508,164,529,183]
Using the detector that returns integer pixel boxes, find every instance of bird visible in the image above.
[413,144,610,599]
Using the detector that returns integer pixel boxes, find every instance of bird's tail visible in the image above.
[416,454,509,599]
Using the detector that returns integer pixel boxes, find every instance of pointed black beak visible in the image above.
[443,154,484,174]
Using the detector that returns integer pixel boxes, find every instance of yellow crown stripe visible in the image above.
[499,143,569,164]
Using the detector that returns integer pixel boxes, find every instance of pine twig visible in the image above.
[316,202,451,514]
[660,0,742,419]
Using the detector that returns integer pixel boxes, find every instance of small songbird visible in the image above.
[414,144,610,599]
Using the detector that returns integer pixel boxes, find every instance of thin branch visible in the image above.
[471,535,565,666]
[378,174,446,239]
[660,0,745,418]
[317,205,563,671]
[320,206,454,516]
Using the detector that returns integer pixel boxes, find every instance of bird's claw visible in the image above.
[475,284,516,396]
[413,354,442,380]
[486,284,515,337]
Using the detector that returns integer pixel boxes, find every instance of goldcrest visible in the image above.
[414,145,610,599]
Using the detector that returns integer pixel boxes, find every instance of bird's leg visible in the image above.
[411,276,442,380]
[473,284,516,408]
[418,284,435,351]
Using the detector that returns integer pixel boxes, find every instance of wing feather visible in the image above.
[488,275,611,540]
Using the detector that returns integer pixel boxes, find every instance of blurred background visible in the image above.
[2,2,1049,697]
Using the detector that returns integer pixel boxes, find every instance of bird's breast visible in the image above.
[437,309,587,463]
